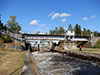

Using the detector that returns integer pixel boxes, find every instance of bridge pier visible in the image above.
[25,42,30,50]
[49,41,57,51]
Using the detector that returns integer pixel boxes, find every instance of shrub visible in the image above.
[0,32,2,37]
[1,35,13,43]
[94,40,100,48]
[0,41,3,47]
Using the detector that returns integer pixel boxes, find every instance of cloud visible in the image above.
[60,13,71,17]
[82,17,88,21]
[82,15,96,21]
[30,20,39,25]
[51,13,60,20]
[49,12,71,20]
[61,18,66,22]
[30,20,45,27]
[48,12,55,17]
[90,15,96,19]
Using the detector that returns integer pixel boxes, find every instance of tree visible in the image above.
[68,24,73,31]
[7,16,21,33]
[74,24,82,36]
[83,28,91,36]
[53,30,56,34]
[83,28,86,36]
[98,33,100,36]
[94,39,100,48]
[1,35,13,43]
[94,31,98,36]
[59,27,65,34]
[78,25,81,35]
[87,29,91,36]
[55,27,58,34]
[49,26,65,35]
[0,20,3,32]
[50,30,53,34]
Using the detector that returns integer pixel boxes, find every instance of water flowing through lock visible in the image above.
[32,51,100,75]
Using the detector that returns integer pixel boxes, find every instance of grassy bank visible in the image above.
[0,48,26,75]
[69,48,100,54]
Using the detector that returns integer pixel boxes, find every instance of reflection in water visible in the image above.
[32,51,100,75]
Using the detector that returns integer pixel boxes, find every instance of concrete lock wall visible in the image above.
[59,40,77,50]
[91,36,100,47]
[64,41,77,50]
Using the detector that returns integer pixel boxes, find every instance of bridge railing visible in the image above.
[1,31,25,41]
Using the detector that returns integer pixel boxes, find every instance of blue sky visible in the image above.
[0,0,100,33]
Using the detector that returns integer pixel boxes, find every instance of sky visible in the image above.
[0,0,100,33]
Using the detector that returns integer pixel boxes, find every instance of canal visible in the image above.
[31,51,100,75]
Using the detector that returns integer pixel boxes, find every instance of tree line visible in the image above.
[0,15,21,34]
[0,15,21,43]
[49,24,100,36]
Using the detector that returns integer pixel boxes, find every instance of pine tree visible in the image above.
[68,24,73,31]
[74,24,82,36]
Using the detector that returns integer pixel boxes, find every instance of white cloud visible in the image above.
[90,15,96,19]
[30,20,39,25]
[60,13,71,17]
[82,17,88,21]
[30,20,46,27]
[82,15,96,21]
[48,12,55,17]
[61,18,66,22]
[51,13,60,20]
[49,12,71,20]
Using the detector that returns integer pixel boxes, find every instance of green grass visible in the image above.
[70,48,100,54]
[0,52,7,56]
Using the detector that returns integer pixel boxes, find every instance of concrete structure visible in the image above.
[2,31,94,50]
[2,30,100,51]
[22,34,89,42]
[91,36,100,47]
[22,32,89,50]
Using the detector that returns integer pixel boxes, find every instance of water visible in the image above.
[32,51,100,75]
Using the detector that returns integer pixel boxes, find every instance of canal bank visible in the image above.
[54,49,100,63]
[20,51,40,75]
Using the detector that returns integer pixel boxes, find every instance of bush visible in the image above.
[0,41,3,47]
[94,40,100,48]
[1,35,13,43]
[0,32,2,37]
